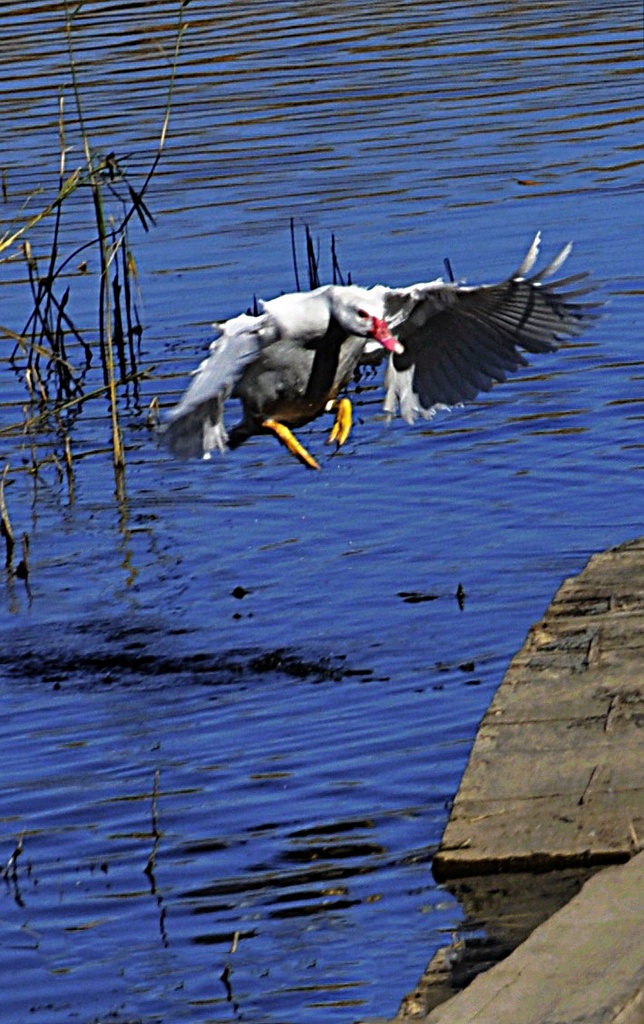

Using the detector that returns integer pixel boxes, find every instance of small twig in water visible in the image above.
[2,833,24,882]
[16,533,30,581]
[220,932,241,1015]
[3,835,26,906]
[144,768,162,878]
[144,769,168,947]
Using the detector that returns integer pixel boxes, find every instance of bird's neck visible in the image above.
[304,316,350,404]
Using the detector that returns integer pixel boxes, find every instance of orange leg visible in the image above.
[262,419,321,471]
[326,397,353,447]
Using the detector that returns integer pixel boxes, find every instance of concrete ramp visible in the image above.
[393,538,644,1024]
[434,537,644,879]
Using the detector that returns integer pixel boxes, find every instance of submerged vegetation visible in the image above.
[0,1,189,493]
[0,1,189,582]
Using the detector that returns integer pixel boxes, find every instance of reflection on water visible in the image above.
[0,2,642,1023]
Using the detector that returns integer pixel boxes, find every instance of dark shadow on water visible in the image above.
[0,617,376,690]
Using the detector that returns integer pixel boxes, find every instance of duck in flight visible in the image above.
[163,232,598,469]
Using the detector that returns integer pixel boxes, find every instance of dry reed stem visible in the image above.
[63,432,76,502]
[0,169,81,257]
[0,465,15,569]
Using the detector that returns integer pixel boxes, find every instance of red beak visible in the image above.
[371,316,404,354]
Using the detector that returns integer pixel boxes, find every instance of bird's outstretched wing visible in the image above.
[376,233,600,423]
[162,313,277,458]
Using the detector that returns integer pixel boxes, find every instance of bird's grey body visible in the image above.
[229,331,367,446]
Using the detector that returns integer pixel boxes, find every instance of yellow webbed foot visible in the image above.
[262,419,321,471]
[326,397,353,447]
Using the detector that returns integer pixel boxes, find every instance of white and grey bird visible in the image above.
[162,233,598,470]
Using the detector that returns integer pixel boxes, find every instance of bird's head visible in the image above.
[328,286,404,353]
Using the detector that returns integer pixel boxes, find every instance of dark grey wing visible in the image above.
[378,234,599,423]
[162,313,276,458]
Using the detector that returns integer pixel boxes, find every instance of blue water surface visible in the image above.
[0,2,642,1022]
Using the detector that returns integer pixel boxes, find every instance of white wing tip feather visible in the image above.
[537,241,573,280]
[514,231,541,280]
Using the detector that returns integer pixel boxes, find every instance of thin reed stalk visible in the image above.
[64,9,124,464]
[62,0,188,470]
[2,1,187,492]
[0,465,15,570]
[288,223,351,293]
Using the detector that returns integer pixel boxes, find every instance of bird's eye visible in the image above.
[356,308,370,319]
